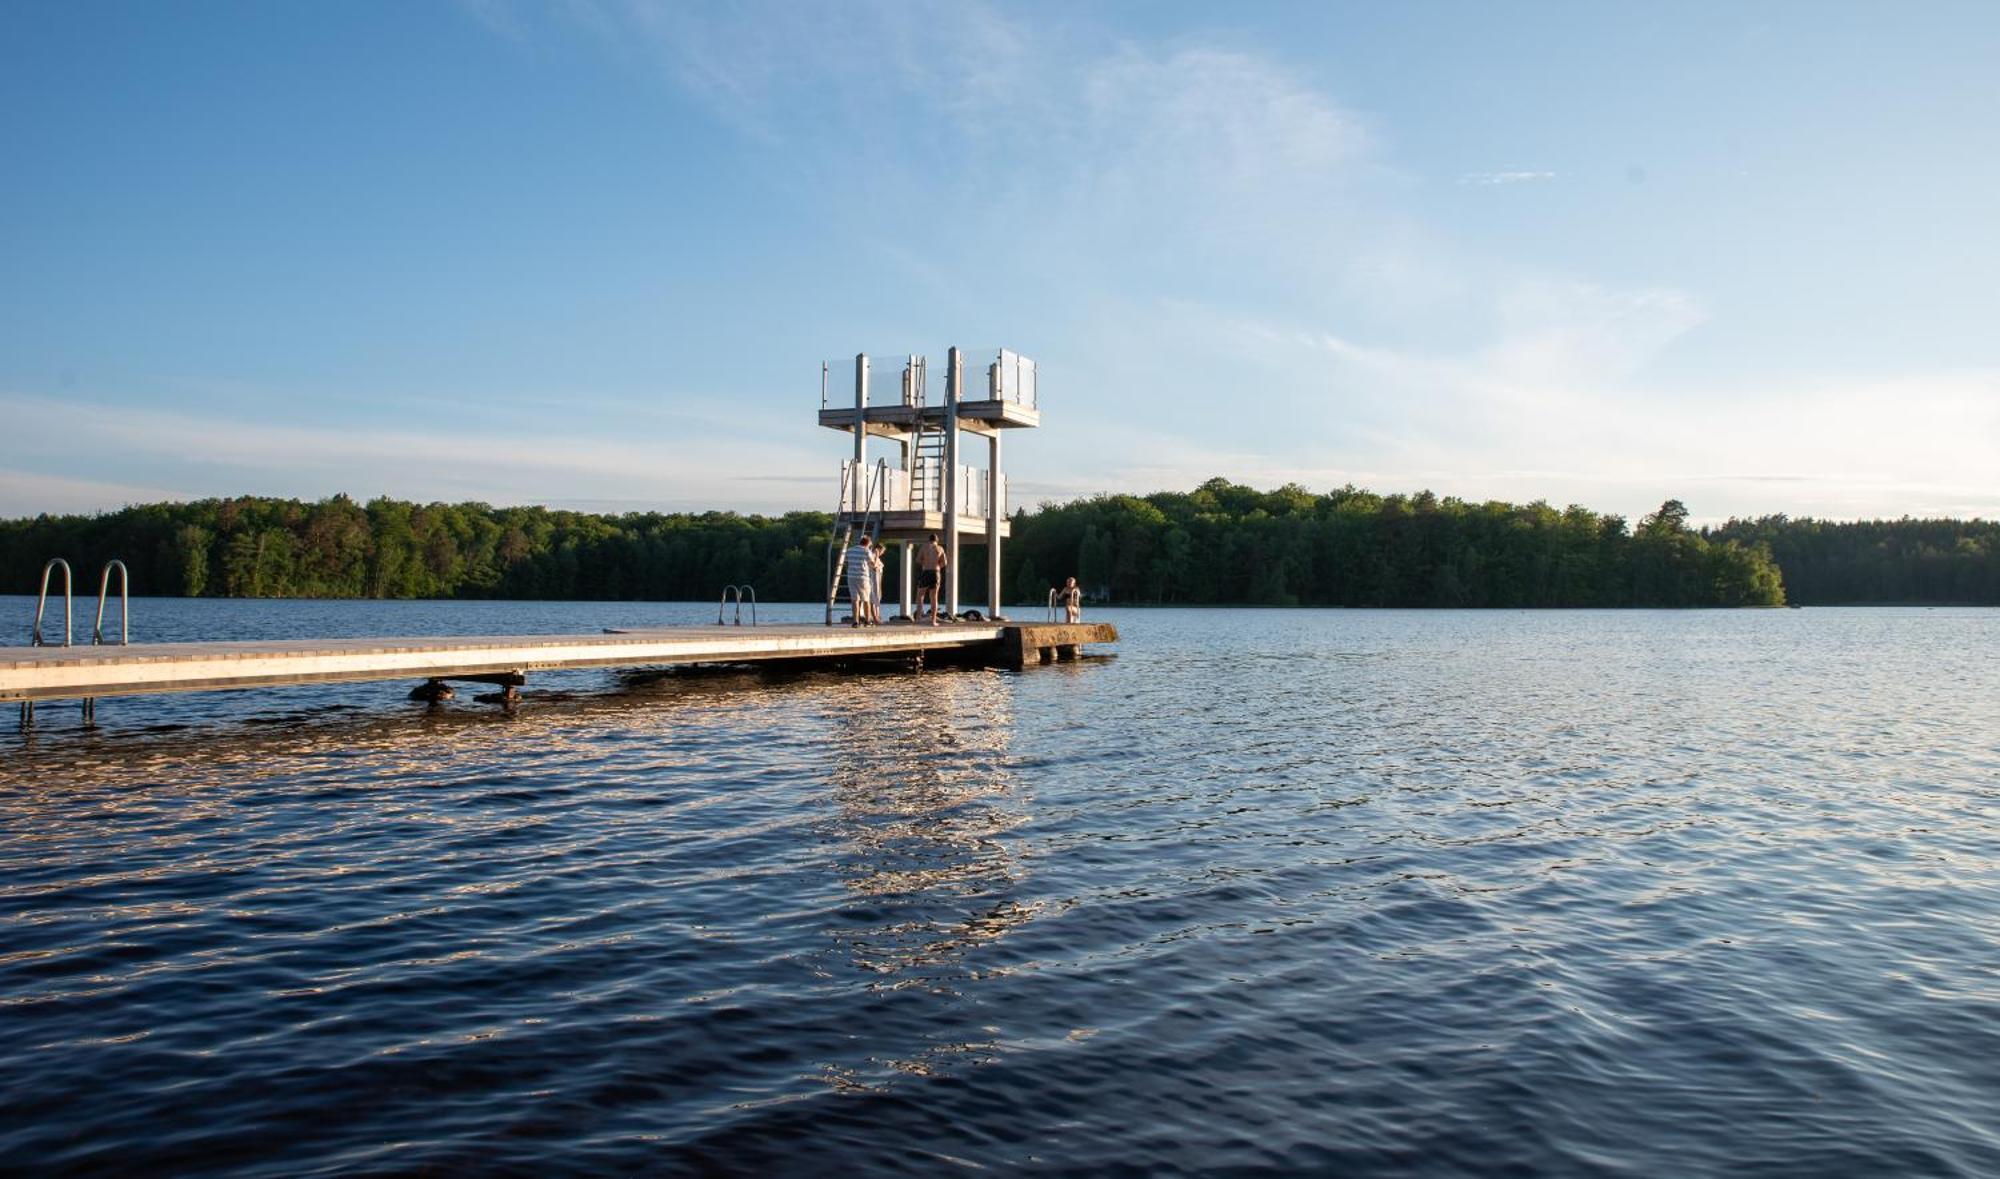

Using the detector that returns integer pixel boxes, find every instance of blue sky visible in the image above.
[3,0,1997,523]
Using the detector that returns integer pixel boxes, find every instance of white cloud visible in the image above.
[1459,170,1557,185]
[0,470,191,518]
[1484,279,1709,389]
[1247,321,2000,522]
[0,392,836,516]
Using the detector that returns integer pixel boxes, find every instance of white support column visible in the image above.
[944,346,962,619]
[987,431,1002,619]
[852,354,868,515]
[900,433,914,618]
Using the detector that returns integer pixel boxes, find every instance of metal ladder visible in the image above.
[82,560,129,724]
[825,460,889,624]
[907,428,948,514]
[21,557,129,728]
[717,584,757,626]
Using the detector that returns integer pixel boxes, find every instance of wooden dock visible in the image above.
[0,621,1118,705]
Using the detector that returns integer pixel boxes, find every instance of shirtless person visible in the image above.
[916,533,948,624]
[1058,576,1083,623]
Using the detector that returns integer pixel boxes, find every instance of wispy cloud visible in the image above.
[0,392,835,517]
[0,470,191,517]
[1240,320,2000,522]
[1460,170,1557,185]
[454,0,530,44]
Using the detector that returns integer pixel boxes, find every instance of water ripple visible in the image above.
[4,603,2000,1174]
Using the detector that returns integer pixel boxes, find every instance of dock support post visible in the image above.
[999,627,1027,670]
[987,430,1002,620]
[944,346,961,621]
[900,433,915,619]
[409,678,455,703]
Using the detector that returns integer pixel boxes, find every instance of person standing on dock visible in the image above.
[847,536,878,626]
[916,533,948,625]
[869,537,886,622]
[1058,576,1083,623]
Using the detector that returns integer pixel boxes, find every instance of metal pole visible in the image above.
[33,558,73,648]
[944,347,961,620]
[853,354,868,515]
[987,432,1002,619]
[900,433,915,619]
[95,559,129,646]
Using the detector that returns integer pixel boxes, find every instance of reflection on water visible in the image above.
[5,602,2000,1175]
[816,672,1039,1086]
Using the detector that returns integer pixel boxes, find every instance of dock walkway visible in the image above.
[1,622,1117,704]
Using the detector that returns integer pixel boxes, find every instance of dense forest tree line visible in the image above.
[1706,515,2000,605]
[2,480,1797,607]
[1005,481,1782,607]
[0,496,834,603]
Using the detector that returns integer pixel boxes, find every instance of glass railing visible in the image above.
[837,462,1004,518]
[822,355,928,409]
[949,466,1006,518]
[969,349,1037,410]
[822,351,1035,411]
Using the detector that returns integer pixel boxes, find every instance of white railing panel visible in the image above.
[881,468,912,512]
[995,349,1036,409]
[822,355,928,409]
[828,351,1030,410]
[956,466,995,519]
[837,463,1003,519]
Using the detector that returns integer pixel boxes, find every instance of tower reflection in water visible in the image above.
[813,669,1044,1084]
[0,664,1056,1092]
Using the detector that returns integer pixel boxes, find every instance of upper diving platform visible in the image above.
[818,350,1040,436]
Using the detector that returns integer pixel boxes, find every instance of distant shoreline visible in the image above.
[7,483,1999,608]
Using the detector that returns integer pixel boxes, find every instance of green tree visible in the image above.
[172,525,211,597]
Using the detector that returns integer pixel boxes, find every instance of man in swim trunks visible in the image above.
[916,533,947,624]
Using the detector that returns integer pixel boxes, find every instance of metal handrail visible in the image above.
[824,463,853,625]
[94,560,129,646]
[824,459,891,625]
[867,458,887,530]
[1047,587,1059,623]
[718,585,758,626]
[33,558,73,647]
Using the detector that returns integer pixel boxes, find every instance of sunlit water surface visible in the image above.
[3,599,1999,1176]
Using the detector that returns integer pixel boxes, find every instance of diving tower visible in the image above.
[819,347,1039,623]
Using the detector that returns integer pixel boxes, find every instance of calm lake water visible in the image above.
[3,599,1999,1176]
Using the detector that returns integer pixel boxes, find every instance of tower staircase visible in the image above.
[825,459,890,624]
